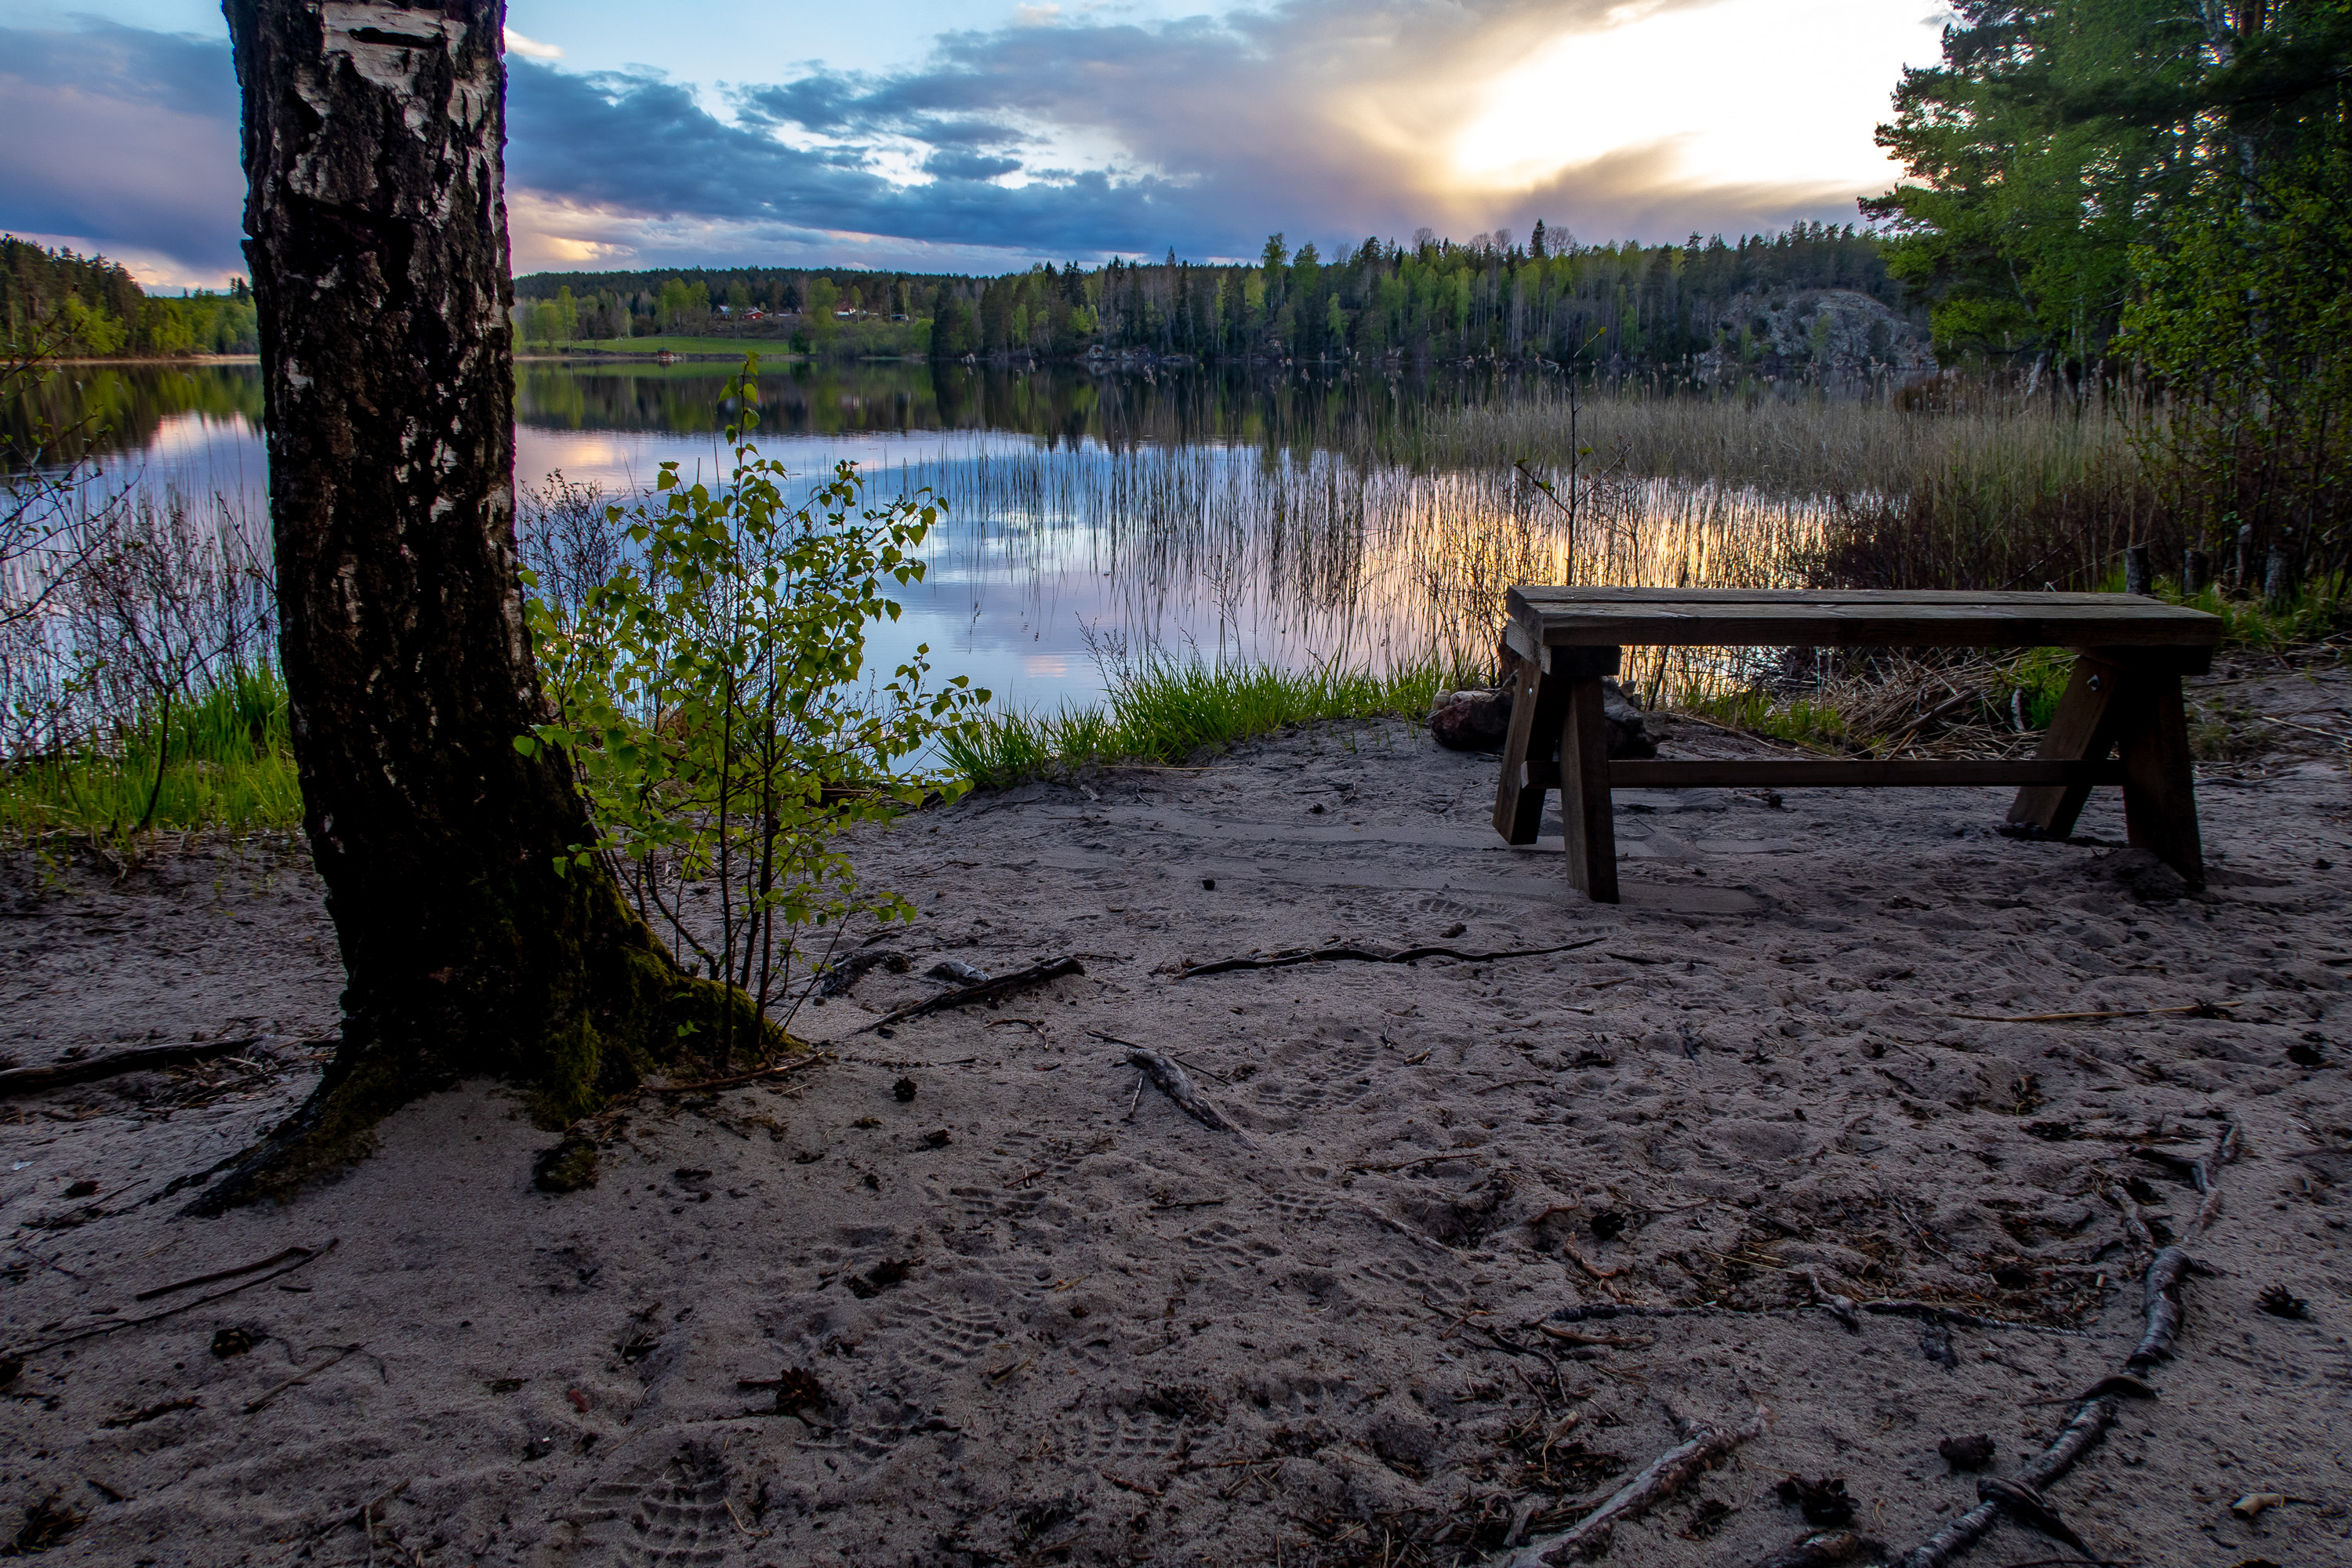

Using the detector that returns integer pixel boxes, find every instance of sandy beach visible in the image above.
[4,664,2349,1567]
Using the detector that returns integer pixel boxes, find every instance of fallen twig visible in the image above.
[8,1239,338,1358]
[1534,1324,1650,1349]
[1178,936,1602,979]
[2104,1181,2156,1250]
[2022,1373,2154,1407]
[648,1053,833,1095]
[865,956,1085,1029]
[1563,1242,1624,1281]
[1501,1406,1769,1566]
[1797,1267,1860,1333]
[243,1342,364,1414]
[134,1243,319,1301]
[1949,1003,2230,1024]
[1975,1475,2089,1552]
[1353,1151,1481,1175]
[0,1036,263,1098]
[1098,1468,1162,1497]
[1123,1047,1254,1145]
[1897,1398,2115,1568]
[2189,1121,2238,1239]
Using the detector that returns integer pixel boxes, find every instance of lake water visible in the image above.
[27,359,1829,712]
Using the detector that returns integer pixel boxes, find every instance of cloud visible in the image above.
[503,28,564,60]
[508,0,1900,267]
[0,2,1926,287]
[0,21,245,286]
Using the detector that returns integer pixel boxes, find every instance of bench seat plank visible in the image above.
[1508,587,2221,651]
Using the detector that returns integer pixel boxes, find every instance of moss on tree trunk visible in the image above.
[202,1,782,1211]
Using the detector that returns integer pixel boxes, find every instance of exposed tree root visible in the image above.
[2127,1247,2203,1371]
[1897,1398,2115,1568]
[180,894,788,1214]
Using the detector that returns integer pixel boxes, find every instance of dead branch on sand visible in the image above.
[865,956,1086,1029]
[2127,1247,2204,1371]
[1177,936,1602,979]
[0,1036,265,1098]
[9,1239,338,1358]
[648,1052,834,1095]
[1122,1046,1255,1145]
[1500,1406,1769,1566]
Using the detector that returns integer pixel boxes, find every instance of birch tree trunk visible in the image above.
[205,0,768,1209]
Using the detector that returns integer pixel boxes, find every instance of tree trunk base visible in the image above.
[183,905,790,1214]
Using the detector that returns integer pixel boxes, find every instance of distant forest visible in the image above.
[515,223,1918,372]
[3,238,259,357]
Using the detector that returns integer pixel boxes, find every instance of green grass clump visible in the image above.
[0,666,303,842]
[942,655,1477,788]
[1679,688,1855,752]
[2150,575,2347,652]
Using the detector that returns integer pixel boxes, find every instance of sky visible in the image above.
[0,1,1953,292]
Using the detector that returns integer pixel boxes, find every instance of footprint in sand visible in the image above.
[1068,1406,1191,1464]
[570,1446,735,1566]
[888,1303,1008,1370]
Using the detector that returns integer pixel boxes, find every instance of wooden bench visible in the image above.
[1490,588,2225,902]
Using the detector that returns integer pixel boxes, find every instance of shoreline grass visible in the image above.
[526,336,803,358]
[0,666,302,844]
[942,655,1480,789]
[2,655,1477,836]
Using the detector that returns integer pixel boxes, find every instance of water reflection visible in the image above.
[20,360,1828,710]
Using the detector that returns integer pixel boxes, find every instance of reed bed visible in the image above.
[880,442,1838,687]
[1384,379,2165,594]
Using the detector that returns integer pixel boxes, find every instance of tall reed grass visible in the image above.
[1382,379,2164,593]
[0,662,300,840]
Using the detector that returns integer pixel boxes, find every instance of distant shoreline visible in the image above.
[47,353,261,366]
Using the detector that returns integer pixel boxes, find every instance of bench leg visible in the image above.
[2007,653,2125,837]
[1560,676,1619,902]
[1494,650,1576,844]
[1491,655,1546,844]
[2118,673,2205,888]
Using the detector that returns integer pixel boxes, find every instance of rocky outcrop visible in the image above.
[1691,287,1933,380]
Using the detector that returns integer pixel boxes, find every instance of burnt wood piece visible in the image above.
[1497,588,2223,903]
